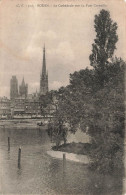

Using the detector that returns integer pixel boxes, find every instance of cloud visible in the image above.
[56,41,74,60]
[29,82,40,92]
[22,30,57,57]
[50,80,69,90]
[0,3,125,99]
[22,32,74,66]
[30,82,40,88]
[21,37,75,80]
[0,86,9,97]
[48,41,74,63]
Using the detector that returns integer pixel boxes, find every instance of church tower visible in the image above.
[19,77,28,98]
[40,46,48,95]
[10,76,18,100]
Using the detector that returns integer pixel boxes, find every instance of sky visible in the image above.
[0,0,125,98]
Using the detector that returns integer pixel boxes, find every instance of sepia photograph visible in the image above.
[0,0,125,194]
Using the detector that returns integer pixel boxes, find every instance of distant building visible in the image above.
[19,77,28,97]
[12,96,26,116]
[45,104,57,115]
[25,93,41,116]
[10,76,18,99]
[7,45,51,119]
[0,97,11,119]
[40,46,48,95]
[11,93,41,118]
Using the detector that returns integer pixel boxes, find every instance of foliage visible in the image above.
[88,9,124,173]
[47,117,68,148]
[46,9,125,174]
[54,10,124,174]
[39,91,54,116]
[87,60,125,173]
[59,57,125,174]
[89,9,118,86]
[52,142,92,155]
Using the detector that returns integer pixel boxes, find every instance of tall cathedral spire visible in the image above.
[40,45,48,95]
[42,44,46,76]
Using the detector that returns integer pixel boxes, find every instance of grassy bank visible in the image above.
[0,119,47,130]
[52,142,92,155]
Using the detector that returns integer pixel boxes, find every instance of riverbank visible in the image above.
[0,119,47,129]
[47,142,91,164]
[52,142,92,155]
[47,150,89,164]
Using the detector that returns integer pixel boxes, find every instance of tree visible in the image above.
[47,117,68,149]
[46,10,124,175]
[86,58,125,174]
[39,92,53,116]
[88,10,124,173]
[89,9,118,86]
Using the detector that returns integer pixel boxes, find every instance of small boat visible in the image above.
[37,121,43,126]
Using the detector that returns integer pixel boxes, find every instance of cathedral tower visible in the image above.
[19,77,28,98]
[10,76,18,100]
[40,46,48,95]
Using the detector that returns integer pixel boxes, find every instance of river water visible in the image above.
[0,127,123,195]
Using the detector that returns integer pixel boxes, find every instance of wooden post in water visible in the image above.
[8,137,10,151]
[63,153,66,177]
[63,153,66,160]
[18,147,21,168]
[63,153,66,168]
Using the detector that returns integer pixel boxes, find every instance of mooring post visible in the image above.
[8,137,10,151]
[63,153,66,167]
[63,153,66,160]
[63,153,66,176]
[18,147,21,168]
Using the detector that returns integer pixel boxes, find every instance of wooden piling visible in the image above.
[8,137,10,151]
[63,153,66,161]
[18,147,21,168]
[63,153,66,175]
[63,153,66,166]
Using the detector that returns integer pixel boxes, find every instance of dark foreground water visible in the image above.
[0,127,123,195]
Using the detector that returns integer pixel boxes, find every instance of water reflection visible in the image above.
[7,150,10,160]
[18,147,21,169]
[17,166,22,176]
[0,127,123,195]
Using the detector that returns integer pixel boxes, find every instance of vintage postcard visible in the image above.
[0,0,126,194]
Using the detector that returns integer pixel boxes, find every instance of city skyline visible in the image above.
[9,45,49,99]
[0,1,125,194]
[0,0,125,98]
